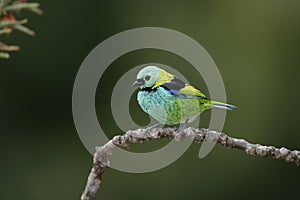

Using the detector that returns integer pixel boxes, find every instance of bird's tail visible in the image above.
[211,101,237,111]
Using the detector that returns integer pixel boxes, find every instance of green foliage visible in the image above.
[0,0,42,59]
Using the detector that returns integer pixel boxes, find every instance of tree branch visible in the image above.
[81,127,300,200]
[0,0,42,59]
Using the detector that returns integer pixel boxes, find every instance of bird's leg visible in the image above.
[177,119,189,135]
[145,123,163,135]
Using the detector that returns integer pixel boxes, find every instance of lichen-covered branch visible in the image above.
[81,127,300,200]
[0,0,42,59]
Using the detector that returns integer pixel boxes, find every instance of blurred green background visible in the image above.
[1,0,300,199]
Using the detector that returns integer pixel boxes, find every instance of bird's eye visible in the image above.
[144,75,151,81]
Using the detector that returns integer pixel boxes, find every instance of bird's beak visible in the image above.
[132,79,144,87]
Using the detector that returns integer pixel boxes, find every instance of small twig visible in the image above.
[0,51,9,58]
[0,27,12,34]
[0,18,27,28]
[28,7,43,15]
[81,127,300,200]
[14,23,34,35]
[0,42,20,51]
[4,2,41,12]
[0,0,42,59]
[0,0,8,15]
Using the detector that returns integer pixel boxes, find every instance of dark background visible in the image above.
[1,0,300,199]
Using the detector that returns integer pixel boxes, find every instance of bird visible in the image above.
[132,66,236,131]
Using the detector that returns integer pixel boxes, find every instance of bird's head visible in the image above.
[132,66,160,88]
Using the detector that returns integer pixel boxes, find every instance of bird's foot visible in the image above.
[175,119,189,140]
[145,123,163,135]
[177,124,187,135]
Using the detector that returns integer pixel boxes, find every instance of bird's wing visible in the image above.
[160,76,206,99]
[151,68,206,99]
[176,85,206,99]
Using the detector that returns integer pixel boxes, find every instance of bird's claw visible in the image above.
[176,119,189,136]
[177,126,185,135]
[145,123,162,136]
